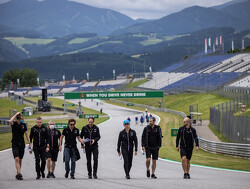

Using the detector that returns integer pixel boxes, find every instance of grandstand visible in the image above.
[0,79,131,98]
[74,79,129,92]
[229,75,250,88]
[139,53,250,93]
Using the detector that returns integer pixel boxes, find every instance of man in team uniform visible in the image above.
[80,117,101,179]
[176,117,199,179]
[141,117,162,179]
[9,112,31,180]
[30,117,50,179]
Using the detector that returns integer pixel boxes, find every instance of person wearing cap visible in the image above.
[80,117,101,179]
[176,117,199,179]
[117,120,138,179]
[141,117,162,179]
[9,112,31,180]
[46,121,61,178]
[30,117,50,179]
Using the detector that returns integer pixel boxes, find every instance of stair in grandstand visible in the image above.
[129,78,134,83]
[57,84,66,94]
[216,59,243,72]
[92,80,101,91]
[232,61,250,72]
[24,87,32,95]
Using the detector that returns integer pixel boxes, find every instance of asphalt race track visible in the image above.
[0,99,249,189]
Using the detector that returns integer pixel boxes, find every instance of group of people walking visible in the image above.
[10,112,199,180]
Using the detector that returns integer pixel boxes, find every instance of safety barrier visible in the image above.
[0,126,11,133]
[200,138,250,158]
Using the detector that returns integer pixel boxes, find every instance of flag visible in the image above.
[232,40,234,51]
[208,38,211,47]
[216,37,218,46]
[242,39,245,50]
[219,36,222,45]
[205,38,208,54]
[213,44,215,53]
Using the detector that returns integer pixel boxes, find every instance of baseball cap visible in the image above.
[123,120,130,125]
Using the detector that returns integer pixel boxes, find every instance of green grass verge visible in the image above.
[116,93,231,120]
[125,79,147,88]
[25,97,106,115]
[0,98,34,117]
[208,124,231,143]
[105,99,250,171]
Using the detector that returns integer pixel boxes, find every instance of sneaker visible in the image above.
[41,172,45,178]
[71,176,75,179]
[126,175,130,179]
[146,170,150,178]
[47,172,51,178]
[93,173,98,179]
[16,174,23,180]
[183,173,187,179]
[187,173,191,179]
[151,174,157,179]
[65,171,69,178]
[50,172,55,178]
[36,174,41,179]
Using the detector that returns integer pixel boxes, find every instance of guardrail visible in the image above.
[0,118,10,125]
[0,126,12,133]
[200,138,250,158]
[110,99,250,158]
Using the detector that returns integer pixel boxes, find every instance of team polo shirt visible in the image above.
[11,121,27,147]
[62,126,79,148]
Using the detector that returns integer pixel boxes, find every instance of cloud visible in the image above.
[0,0,233,19]
[70,0,232,19]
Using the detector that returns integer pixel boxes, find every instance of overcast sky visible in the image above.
[0,0,233,19]
[70,0,233,19]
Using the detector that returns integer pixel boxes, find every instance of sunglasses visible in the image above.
[69,124,75,126]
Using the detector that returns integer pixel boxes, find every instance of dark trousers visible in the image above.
[85,146,98,175]
[122,148,133,176]
[33,146,46,175]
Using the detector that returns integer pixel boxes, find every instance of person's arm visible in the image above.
[29,127,34,144]
[9,112,21,126]
[193,128,199,151]
[76,129,83,143]
[176,128,181,151]
[25,131,31,145]
[45,128,50,152]
[92,127,101,144]
[59,135,64,152]
[80,126,84,139]
[117,132,122,155]
[134,131,138,155]
[158,126,162,148]
[141,127,146,151]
